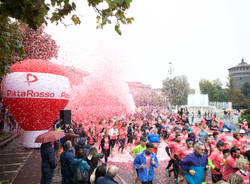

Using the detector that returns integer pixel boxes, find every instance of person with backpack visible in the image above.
[72,150,90,184]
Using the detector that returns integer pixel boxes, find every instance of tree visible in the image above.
[241,109,250,127]
[18,24,58,60]
[231,89,248,109]
[0,0,134,35]
[0,23,58,77]
[162,75,190,106]
[225,75,249,108]
[225,75,235,102]
[241,82,250,99]
[199,79,227,102]
[0,19,24,77]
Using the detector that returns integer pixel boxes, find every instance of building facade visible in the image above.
[228,59,250,90]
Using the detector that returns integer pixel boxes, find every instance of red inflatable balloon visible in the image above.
[1,59,70,147]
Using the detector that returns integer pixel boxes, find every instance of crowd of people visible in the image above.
[40,106,249,184]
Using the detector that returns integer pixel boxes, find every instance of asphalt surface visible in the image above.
[0,136,62,184]
[0,136,34,184]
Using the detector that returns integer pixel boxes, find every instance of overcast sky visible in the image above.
[45,0,250,89]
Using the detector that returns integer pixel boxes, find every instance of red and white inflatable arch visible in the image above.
[1,59,70,148]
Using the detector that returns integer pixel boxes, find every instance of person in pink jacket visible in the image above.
[219,128,230,150]
[223,147,241,181]
[239,129,247,153]
[177,139,194,161]
[235,157,249,184]
[209,141,224,183]
[231,132,242,149]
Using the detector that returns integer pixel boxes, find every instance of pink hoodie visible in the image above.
[210,149,224,175]
[223,155,238,181]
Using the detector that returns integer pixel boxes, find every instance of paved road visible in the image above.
[0,137,34,184]
[0,136,64,184]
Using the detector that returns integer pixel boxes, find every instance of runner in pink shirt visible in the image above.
[201,116,207,126]
[219,128,230,150]
[165,134,184,182]
[168,128,181,142]
[212,131,219,146]
[231,132,242,149]
[134,128,142,146]
[209,141,224,183]
[241,119,249,135]
[177,140,194,161]
[239,129,248,153]
[223,147,241,181]
[191,123,201,136]
[218,119,224,130]
[181,127,189,144]
[205,135,215,159]
[118,125,127,152]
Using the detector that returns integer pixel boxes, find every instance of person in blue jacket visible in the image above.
[133,142,159,184]
[40,142,56,184]
[180,142,208,184]
[60,140,75,184]
[72,150,90,184]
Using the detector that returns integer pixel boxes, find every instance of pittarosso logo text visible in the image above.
[6,90,69,98]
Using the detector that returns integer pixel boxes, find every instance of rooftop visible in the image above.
[228,58,250,71]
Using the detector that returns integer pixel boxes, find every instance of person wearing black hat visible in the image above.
[209,141,224,183]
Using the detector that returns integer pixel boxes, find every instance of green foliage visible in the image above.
[199,79,227,102]
[0,0,134,35]
[91,0,134,35]
[226,75,249,108]
[241,109,250,127]
[0,18,24,77]
[0,0,49,29]
[231,89,248,109]
[226,75,235,102]
[162,75,190,106]
[241,82,250,99]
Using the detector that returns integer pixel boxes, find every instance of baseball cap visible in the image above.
[239,129,245,134]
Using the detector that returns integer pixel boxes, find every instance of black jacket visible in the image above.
[60,149,74,180]
[40,143,56,170]
[101,136,111,151]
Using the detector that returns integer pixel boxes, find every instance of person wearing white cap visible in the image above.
[239,129,247,153]
[219,128,230,150]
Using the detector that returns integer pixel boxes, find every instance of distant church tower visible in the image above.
[228,58,250,90]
